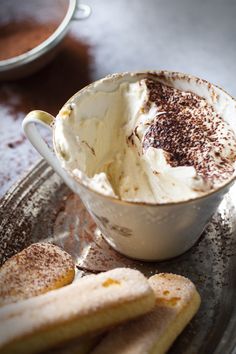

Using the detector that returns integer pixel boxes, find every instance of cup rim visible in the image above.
[54,70,236,207]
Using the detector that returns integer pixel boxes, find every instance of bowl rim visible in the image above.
[0,0,77,72]
[54,70,236,207]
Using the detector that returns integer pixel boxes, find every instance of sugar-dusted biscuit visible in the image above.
[0,268,155,354]
[92,273,201,354]
[0,243,75,307]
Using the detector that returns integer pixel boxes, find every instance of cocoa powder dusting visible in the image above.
[0,242,75,306]
[143,79,236,184]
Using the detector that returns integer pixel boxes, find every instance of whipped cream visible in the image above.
[54,78,236,203]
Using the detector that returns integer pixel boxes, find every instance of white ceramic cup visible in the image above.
[22,71,236,261]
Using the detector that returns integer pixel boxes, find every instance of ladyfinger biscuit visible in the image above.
[0,268,155,354]
[0,243,75,307]
[45,333,101,354]
[91,273,201,354]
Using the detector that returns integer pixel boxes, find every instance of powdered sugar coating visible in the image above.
[148,273,198,307]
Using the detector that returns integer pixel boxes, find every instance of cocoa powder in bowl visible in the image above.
[0,0,72,80]
[0,21,58,61]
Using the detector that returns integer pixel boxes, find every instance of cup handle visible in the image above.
[73,3,91,20]
[22,110,77,192]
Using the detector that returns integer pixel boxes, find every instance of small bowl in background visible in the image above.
[0,0,91,81]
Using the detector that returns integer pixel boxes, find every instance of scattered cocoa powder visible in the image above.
[7,135,26,149]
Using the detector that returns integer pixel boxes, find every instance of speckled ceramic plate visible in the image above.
[1,159,236,354]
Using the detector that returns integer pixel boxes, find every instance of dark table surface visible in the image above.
[1,0,236,197]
